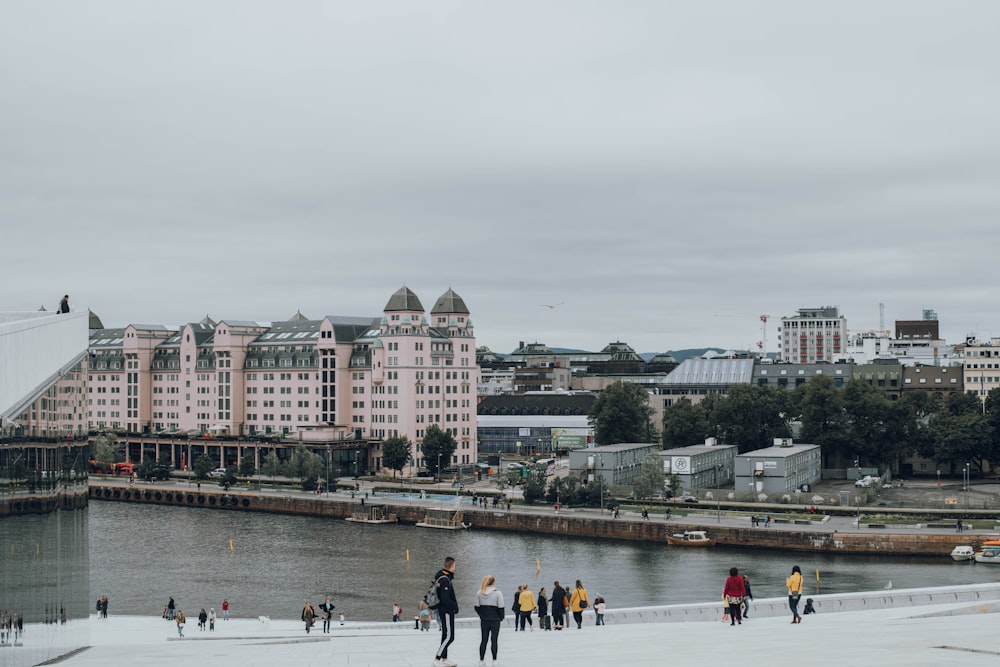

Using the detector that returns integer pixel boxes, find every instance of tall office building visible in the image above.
[777,306,847,363]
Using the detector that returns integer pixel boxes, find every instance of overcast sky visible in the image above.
[3,1,999,354]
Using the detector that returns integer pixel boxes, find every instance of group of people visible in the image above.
[302,597,341,634]
[165,597,229,638]
[94,595,109,618]
[722,564,815,627]
[0,611,24,645]
[428,556,604,667]
[510,580,598,632]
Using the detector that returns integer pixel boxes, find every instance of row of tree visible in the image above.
[587,378,1000,474]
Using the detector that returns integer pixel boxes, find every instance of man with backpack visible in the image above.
[430,556,458,667]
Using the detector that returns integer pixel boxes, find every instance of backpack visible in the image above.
[426,574,448,610]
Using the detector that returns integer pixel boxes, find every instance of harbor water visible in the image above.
[83,501,1000,622]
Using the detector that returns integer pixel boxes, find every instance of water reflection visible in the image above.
[86,501,1000,622]
[0,509,89,667]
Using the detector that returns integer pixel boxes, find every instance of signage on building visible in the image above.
[672,456,691,473]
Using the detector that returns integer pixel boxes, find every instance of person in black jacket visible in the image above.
[432,556,459,667]
[319,597,335,633]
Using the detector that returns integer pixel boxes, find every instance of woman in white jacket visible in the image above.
[475,575,506,666]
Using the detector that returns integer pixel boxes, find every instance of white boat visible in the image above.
[974,544,1000,564]
[950,545,975,561]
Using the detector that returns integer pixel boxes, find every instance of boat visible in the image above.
[416,509,469,530]
[974,547,1000,564]
[345,505,398,524]
[950,545,975,561]
[666,530,715,547]
[974,545,1000,564]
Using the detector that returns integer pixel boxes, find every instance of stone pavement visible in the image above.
[60,584,1000,667]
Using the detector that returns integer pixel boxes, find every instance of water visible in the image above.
[87,501,999,622]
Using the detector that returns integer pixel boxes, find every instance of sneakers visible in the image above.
[433,660,458,667]
[479,661,486,667]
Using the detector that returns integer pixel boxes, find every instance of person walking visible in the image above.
[197,608,207,631]
[787,565,804,624]
[569,580,589,629]
[551,581,568,630]
[510,585,522,631]
[320,598,335,633]
[167,596,176,621]
[175,609,186,638]
[741,575,754,619]
[392,602,401,622]
[302,601,316,634]
[221,598,229,620]
[536,586,550,631]
[723,567,746,626]
[432,556,459,667]
[59,295,70,314]
[208,608,216,631]
[517,584,535,632]
[474,575,505,667]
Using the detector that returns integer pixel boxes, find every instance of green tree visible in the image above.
[238,452,256,478]
[588,381,654,445]
[420,425,457,478]
[522,471,547,504]
[841,379,891,466]
[193,453,214,480]
[382,435,412,479]
[261,451,282,477]
[711,385,792,452]
[661,398,708,448]
[632,452,665,499]
[288,445,322,490]
[795,375,851,468]
[929,411,992,473]
[136,455,157,481]
[92,434,120,469]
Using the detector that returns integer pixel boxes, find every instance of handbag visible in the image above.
[789,592,801,601]
[579,598,588,609]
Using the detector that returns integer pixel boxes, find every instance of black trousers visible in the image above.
[436,611,456,659]
[479,620,500,660]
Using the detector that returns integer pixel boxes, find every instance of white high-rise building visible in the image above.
[778,306,847,364]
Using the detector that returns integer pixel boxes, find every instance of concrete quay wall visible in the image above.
[88,483,984,556]
[0,485,89,516]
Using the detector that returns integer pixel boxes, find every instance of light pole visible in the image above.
[437,453,442,484]
[355,450,360,479]
[964,463,970,510]
[325,444,330,496]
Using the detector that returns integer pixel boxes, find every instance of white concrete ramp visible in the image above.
[0,310,89,422]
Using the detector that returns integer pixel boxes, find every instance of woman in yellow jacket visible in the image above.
[517,584,536,631]
[786,565,803,624]
[569,580,589,629]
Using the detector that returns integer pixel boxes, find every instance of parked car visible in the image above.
[209,468,228,478]
[672,493,699,503]
[854,476,878,488]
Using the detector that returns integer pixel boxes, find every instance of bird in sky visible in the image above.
[541,302,564,309]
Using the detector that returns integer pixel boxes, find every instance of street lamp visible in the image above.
[325,444,330,496]
[355,450,360,479]
[964,463,970,510]
[437,453,442,483]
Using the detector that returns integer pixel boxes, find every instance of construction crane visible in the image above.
[757,314,769,360]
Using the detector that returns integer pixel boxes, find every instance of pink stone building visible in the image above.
[85,287,478,474]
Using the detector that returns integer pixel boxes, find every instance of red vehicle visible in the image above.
[113,462,135,476]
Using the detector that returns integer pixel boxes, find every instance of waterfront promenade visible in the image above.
[62,584,1000,667]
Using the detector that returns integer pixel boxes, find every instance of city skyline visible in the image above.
[4,2,1000,354]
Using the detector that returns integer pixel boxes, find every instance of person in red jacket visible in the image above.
[722,567,747,626]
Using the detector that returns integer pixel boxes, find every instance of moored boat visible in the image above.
[666,530,715,547]
[950,545,975,561]
[974,545,1000,564]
